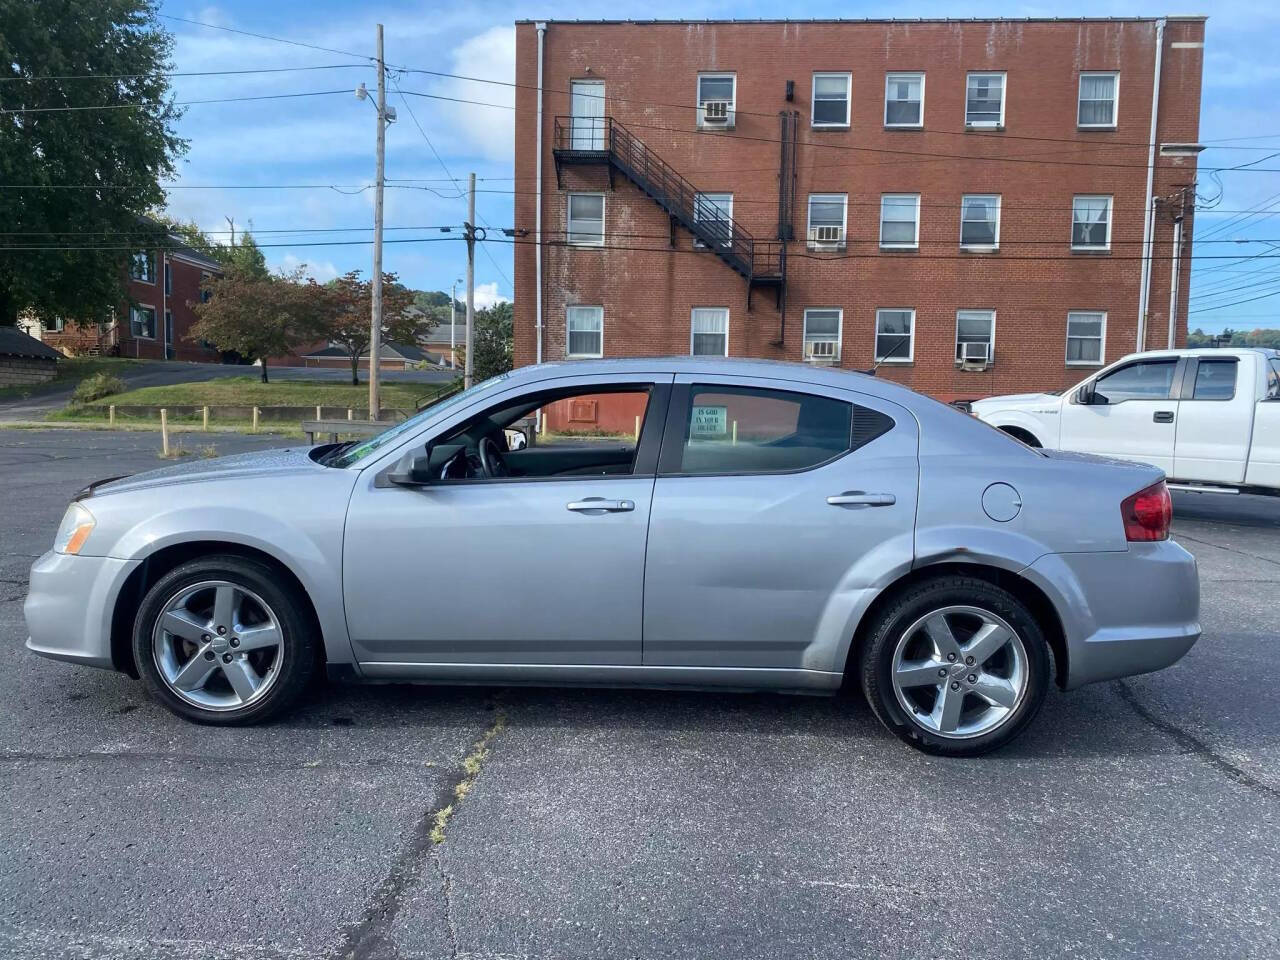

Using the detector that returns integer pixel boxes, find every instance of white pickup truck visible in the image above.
[971,348,1280,494]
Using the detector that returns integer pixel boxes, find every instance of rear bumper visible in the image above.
[24,551,138,670]
[1024,541,1201,690]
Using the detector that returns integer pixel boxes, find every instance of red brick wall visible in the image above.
[513,18,1205,402]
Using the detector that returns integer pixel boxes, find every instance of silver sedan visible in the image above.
[24,359,1200,755]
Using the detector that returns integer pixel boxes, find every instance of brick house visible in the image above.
[513,17,1205,402]
[33,227,223,362]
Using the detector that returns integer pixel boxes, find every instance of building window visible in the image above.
[41,316,65,332]
[879,194,920,249]
[1066,311,1106,366]
[807,193,848,249]
[960,194,1000,249]
[956,309,995,364]
[200,273,213,303]
[566,193,605,246]
[1078,73,1118,128]
[874,309,914,362]
[884,72,924,128]
[1072,195,1112,250]
[965,72,1005,127]
[130,251,154,283]
[164,261,172,295]
[566,305,604,358]
[812,72,851,127]
[802,308,842,361]
[691,307,729,356]
[696,73,736,128]
[693,192,733,248]
[129,305,156,339]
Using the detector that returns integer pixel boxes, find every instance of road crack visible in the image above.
[1175,532,1280,569]
[1115,680,1280,801]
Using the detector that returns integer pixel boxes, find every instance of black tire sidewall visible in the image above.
[132,555,316,725]
[860,577,1050,757]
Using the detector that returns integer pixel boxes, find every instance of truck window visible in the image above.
[1093,359,1178,403]
[1269,359,1280,400]
[1190,358,1238,401]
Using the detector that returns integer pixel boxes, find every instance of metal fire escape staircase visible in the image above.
[552,115,786,311]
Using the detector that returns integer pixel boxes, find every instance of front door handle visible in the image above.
[1153,411,1175,423]
[827,492,896,507]
[567,498,635,513]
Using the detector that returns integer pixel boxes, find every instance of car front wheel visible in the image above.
[859,576,1050,756]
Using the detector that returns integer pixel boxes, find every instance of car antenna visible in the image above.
[862,331,911,376]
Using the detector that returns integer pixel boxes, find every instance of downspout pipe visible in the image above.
[534,22,546,365]
[1168,209,1184,349]
[1137,17,1166,352]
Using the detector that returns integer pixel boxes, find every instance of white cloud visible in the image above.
[279,254,340,282]
[435,25,516,164]
[472,282,511,309]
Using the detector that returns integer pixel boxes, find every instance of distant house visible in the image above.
[423,321,466,369]
[298,340,443,371]
[28,222,224,362]
[0,325,61,387]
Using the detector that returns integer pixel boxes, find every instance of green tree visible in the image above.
[0,0,186,326]
[322,271,430,385]
[470,301,514,382]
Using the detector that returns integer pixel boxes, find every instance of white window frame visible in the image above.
[806,193,848,250]
[884,72,925,129]
[130,251,155,284]
[566,305,604,359]
[955,309,996,364]
[965,72,1006,128]
[693,192,734,249]
[1066,310,1107,366]
[1071,194,1113,251]
[811,72,852,129]
[960,194,1001,251]
[874,308,915,363]
[879,193,921,249]
[802,308,843,362]
[1078,72,1119,129]
[566,192,605,247]
[129,304,157,340]
[696,72,737,129]
[690,307,729,357]
[42,315,65,332]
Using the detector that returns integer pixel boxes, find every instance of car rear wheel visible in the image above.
[859,576,1050,756]
[132,555,317,725]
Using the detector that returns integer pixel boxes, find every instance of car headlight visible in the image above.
[54,502,96,555]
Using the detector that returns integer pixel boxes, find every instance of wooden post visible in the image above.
[252,406,259,432]
[316,405,322,421]
[108,405,115,427]
[202,406,209,431]
[732,420,738,446]
[160,409,170,456]
[347,408,354,422]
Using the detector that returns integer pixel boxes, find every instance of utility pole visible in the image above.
[369,22,387,420]
[1168,184,1191,350]
[464,172,476,389]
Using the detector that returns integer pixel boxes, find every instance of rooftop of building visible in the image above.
[517,15,1207,24]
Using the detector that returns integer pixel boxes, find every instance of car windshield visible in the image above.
[324,373,511,468]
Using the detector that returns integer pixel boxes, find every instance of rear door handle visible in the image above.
[1153,411,1175,423]
[567,498,635,513]
[827,492,896,507]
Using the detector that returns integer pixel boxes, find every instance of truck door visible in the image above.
[1059,356,1180,475]
[1173,356,1252,484]
[1245,357,1280,489]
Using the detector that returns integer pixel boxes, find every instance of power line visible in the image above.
[0,88,352,115]
[1,64,371,82]
[157,14,371,61]
[1189,287,1280,314]
[0,235,461,252]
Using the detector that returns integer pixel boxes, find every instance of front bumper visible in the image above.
[24,550,139,670]
[1024,541,1201,690]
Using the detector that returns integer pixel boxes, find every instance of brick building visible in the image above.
[513,17,1206,401]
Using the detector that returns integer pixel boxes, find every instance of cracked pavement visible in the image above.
[1,429,1278,959]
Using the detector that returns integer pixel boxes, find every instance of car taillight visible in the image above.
[1121,481,1172,542]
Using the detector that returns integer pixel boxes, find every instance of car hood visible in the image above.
[88,446,327,497]
[971,392,1062,410]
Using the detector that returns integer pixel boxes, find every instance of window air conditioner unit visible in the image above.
[703,100,731,122]
[810,225,844,246]
[961,341,991,369]
[806,339,837,360]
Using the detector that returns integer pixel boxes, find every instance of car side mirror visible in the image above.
[387,450,434,486]
[1079,383,1102,405]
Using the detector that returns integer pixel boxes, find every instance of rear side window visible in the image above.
[1190,358,1238,400]
[1268,359,1280,400]
[666,385,889,475]
[1094,359,1178,403]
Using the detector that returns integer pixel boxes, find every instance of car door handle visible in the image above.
[827,492,896,507]
[566,498,635,513]
[1153,411,1175,423]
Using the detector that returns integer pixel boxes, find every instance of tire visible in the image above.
[859,575,1050,756]
[132,554,318,725]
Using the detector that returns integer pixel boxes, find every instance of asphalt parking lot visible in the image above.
[1,429,1277,960]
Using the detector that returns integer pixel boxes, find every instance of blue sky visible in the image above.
[157,1,1280,330]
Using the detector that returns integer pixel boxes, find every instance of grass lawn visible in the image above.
[0,356,140,402]
[60,375,450,412]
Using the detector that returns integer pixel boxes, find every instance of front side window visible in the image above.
[879,194,920,248]
[1066,311,1106,366]
[691,307,729,356]
[802,308,842,361]
[130,251,154,283]
[129,305,156,339]
[956,310,995,364]
[965,72,1005,127]
[885,72,924,127]
[566,193,605,246]
[1093,359,1178,403]
[807,193,848,248]
[875,308,914,362]
[566,305,603,358]
[1191,359,1238,400]
[1072,195,1112,250]
[693,192,733,248]
[671,385,854,475]
[812,72,851,127]
[961,194,1000,249]
[1078,72,1118,128]
[697,73,736,127]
